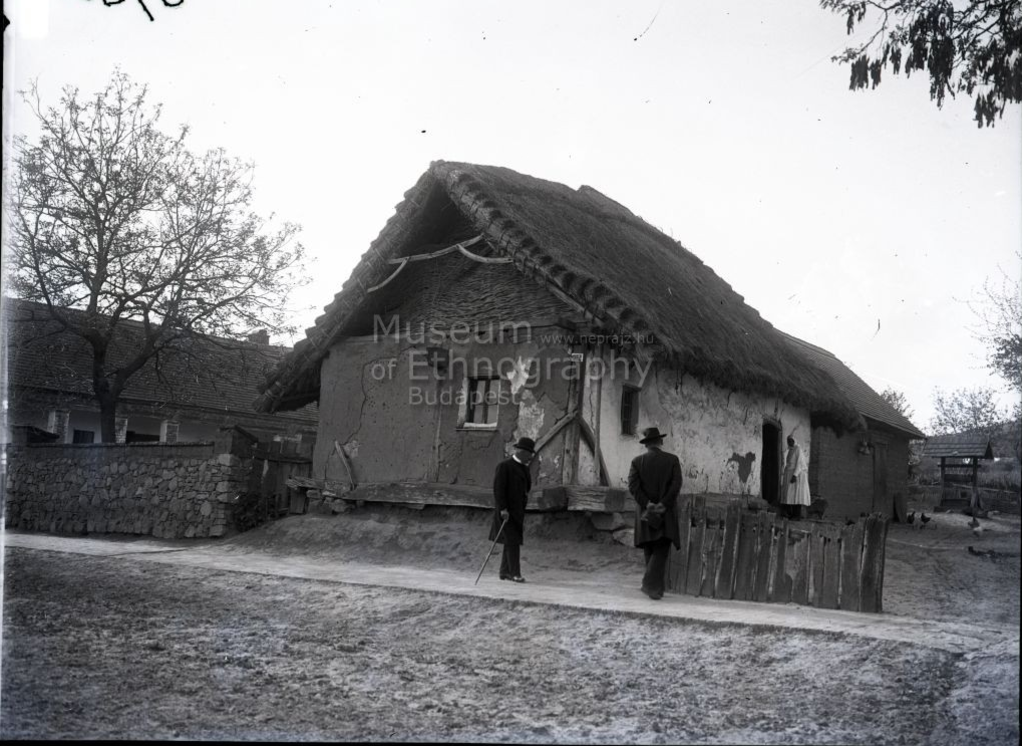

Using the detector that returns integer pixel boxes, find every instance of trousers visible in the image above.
[499,543,521,578]
[641,538,672,597]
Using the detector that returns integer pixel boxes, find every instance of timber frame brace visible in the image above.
[366,235,509,293]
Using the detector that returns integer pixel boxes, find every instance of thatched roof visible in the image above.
[780,332,926,439]
[255,161,861,431]
[922,434,995,459]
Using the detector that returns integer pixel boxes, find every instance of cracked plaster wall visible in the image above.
[598,353,811,497]
[315,335,578,489]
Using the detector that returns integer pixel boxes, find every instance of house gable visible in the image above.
[256,162,863,434]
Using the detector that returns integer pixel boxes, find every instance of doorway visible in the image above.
[761,421,781,505]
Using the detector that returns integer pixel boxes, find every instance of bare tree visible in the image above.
[929,386,1004,434]
[820,0,1022,127]
[9,71,307,441]
[879,386,915,420]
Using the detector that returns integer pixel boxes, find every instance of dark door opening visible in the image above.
[761,421,781,505]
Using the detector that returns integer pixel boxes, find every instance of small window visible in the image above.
[621,386,640,435]
[466,377,501,426]
[72,429,95,444]
[126,431,160,444]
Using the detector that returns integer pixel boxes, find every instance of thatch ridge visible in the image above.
[255,161,862,431]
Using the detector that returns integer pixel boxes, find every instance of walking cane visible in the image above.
[474,516,509,585]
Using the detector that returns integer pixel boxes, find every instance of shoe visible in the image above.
[510,576,526,583]
[641,587,663,600]
[499,575,511,581]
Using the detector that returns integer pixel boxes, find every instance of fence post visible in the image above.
[859,514,888,613]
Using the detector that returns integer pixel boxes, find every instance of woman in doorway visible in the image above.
[781,435,811,519]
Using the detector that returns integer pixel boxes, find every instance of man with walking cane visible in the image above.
[487,437,535,583]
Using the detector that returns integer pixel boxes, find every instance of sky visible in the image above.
[4,0,1020,433]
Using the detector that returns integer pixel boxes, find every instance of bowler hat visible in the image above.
[639,426,666,444]
[513,437,536,453]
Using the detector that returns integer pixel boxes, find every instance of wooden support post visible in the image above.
[592,345,604,485]
[561,350,586,486]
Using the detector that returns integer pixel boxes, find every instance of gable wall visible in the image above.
[314,334,579,489]
[346,252,574,337]
[314,255,583,489]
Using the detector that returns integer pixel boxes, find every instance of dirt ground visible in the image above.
[883,500,1021,627]
[1,496,1019,743]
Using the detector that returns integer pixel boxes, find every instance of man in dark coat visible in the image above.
[628,426,683,600]
[490,437,535,583]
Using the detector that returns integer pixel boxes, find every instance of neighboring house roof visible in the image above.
[5,298,317,430]
[254,161,861,431]
[780,332,927,440]
[921,434,995,459]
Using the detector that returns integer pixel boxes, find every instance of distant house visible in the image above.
[782,333,927,520]
[255,161,877,516]
[5,298,317,445]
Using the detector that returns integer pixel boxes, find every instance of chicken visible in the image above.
[920,512,932,526]
[972,525,985,537]
[967,515,980,529]
[906,511,916,525]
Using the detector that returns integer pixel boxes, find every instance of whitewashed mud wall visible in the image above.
[598,355,811,496]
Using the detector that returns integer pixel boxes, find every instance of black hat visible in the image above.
[639,427,666,445]
[513,437,536,453]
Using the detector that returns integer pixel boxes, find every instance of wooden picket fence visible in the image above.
[666,497,889,612]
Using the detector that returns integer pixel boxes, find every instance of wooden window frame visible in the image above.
[621,384,640,436]
[463,376,501,429]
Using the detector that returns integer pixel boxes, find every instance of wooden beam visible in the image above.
[564,485,635,512]
[387,235,485,264]
[285,478,567,511]
[578,415,611,487]
[367,236,502,294]
[533,409,576,455]
[332,440,357,491]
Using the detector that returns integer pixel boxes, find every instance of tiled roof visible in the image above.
[921,433,995,459]
[5,298,317,428]
[780,332,927,439]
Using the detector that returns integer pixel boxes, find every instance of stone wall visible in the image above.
[3,427,257,539]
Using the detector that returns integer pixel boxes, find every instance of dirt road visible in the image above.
[1,500,1018,742]
[2,548,1017,743]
